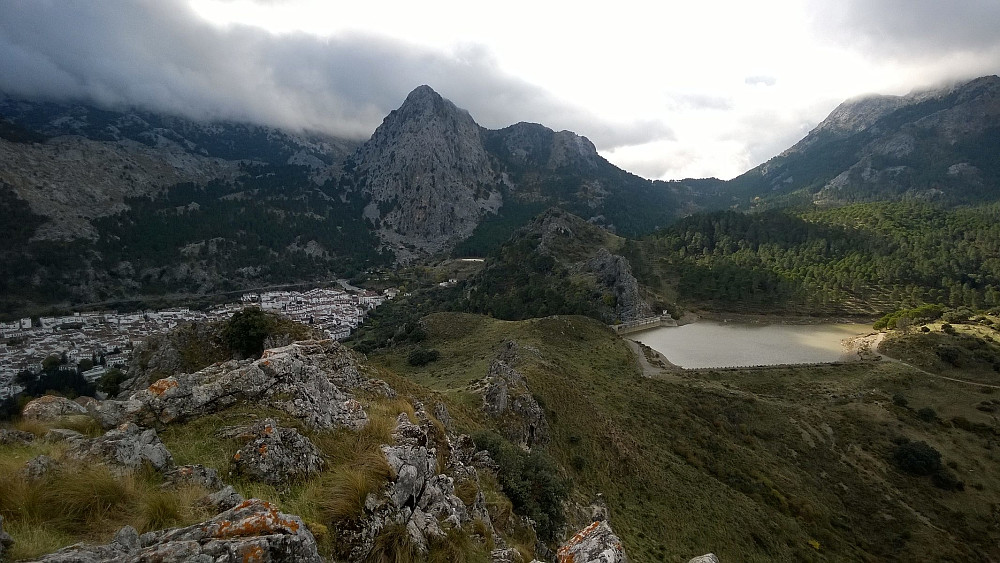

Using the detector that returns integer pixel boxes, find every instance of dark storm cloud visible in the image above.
[0,0,671,149]
[810,0,1000,62]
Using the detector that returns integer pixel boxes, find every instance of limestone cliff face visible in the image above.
[353,86,502,259]
[582,248,653,322]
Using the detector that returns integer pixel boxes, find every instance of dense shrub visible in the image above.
[97,368,127,397]
[222,307,277,358]
[892,440,942,476]
[472,430,568,541]
[407,348,440,367]
[221,307,316,358]
[874,304,945,330]
[916,407,937,422]
[936,344,962,366]
[931,470,965,491]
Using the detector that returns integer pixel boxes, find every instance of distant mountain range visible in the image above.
[727,75,1000,208]
[1,75,998,316]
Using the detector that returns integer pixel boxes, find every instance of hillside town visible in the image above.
[0,286,395,399]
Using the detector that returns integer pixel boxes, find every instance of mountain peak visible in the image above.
[404,84,440,102]
[392,84,465,121]
[352,86,499,259]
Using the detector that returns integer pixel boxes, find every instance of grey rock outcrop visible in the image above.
[740,75,1000,206]
[66,422,173,472]
[119,322,222,397]
[110,340,375,430]
[207,486,247,512]
[342,406,494,560]
[353,85,502,259]
[21,395,88,420]
[20,454,57,481]
[582,247,653,322]
[29,498,322,562]
[162,464,225,491]
[229,419,325,486]
[476,340,549,449]
[688,554,720,563]
[0,428,35,445]
[556,521,629,563]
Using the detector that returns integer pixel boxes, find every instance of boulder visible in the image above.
[0,428,35,445]
[21,395,87,420]
[688,555,720,563]
[491,547,521,563]
[43,428,85,443]
[162,464,224,491]
[30,498,322,562]
[206,485,246,512]
[20,454,57,481]
[229,419,324,486]
[556,521,629,563]
[66,422,173,472]
[89,398,144,429]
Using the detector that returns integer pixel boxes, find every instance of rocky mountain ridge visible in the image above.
[730,75,1000,207]
[2,75,999,316]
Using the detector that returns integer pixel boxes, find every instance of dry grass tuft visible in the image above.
[366,522,419,563]
[427,525,490,563]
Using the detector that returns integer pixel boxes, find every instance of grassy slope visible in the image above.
[375,312,1000,562]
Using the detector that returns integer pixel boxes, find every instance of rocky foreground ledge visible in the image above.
[2,339,720,562]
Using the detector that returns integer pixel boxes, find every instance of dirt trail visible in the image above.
[867,332,1000,390]
[625,339,683,381]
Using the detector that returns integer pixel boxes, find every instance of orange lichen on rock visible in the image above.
[148,378,179,396]
[557,521,601,562]
[238,544,266,563]
[212,501,301,539]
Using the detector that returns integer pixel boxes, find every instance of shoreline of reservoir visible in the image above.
[628,319,877,370]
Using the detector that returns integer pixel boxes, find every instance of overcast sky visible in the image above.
[2,0,998,180]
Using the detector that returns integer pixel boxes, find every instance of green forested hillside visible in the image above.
[0,165,388,317]
[640,202,1000,314]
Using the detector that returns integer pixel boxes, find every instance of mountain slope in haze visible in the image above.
[727,75,1000,208]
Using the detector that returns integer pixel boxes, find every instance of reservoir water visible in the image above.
[632,321,873,369]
